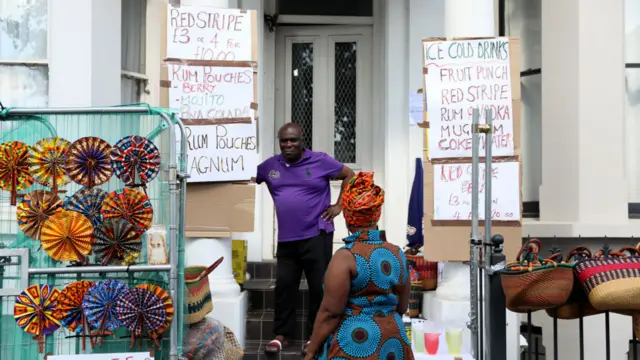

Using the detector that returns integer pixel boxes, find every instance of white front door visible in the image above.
[274,25,374,255]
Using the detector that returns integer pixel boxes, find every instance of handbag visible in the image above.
[500,239,574,313]
[545,246,602,319]
[575,245,640,311]
[186,256,224,325]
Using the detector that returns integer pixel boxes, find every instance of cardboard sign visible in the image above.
[433,161,521,221]
[166,5,253,61]
[421,37,523,261]
[423,38,515,159]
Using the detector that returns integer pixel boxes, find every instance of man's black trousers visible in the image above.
[273,231,333,340]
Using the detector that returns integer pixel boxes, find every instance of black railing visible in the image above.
[486,238,640,360]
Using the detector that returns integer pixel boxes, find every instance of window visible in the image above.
[505,0,542,216]
[0,0,49,110]
[121,0,147,104]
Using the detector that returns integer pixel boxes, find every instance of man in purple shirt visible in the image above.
[254,123,355,355]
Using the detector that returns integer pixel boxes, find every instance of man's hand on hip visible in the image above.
[321,204,342,222]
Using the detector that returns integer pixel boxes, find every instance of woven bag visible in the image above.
[575,245,640,311]
[545,247,602,319]
[500,239,574,313]
[186,256,224,325]
[406,254,438,290]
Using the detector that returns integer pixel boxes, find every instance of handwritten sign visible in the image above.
[167,5,252,61]
[169,64,255,124]
[433,161,520,221]
[48,352,152,360]
[423,38,514,159]
[176,123,258,182]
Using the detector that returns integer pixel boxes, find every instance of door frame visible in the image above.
[275,25,374,170]
[273,25,374,255]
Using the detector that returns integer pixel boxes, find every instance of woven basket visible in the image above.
[575,246,640,311]
[500,239,574,313]
[406,254,438,290]
[186,257,224,325]
[544,247,603,320]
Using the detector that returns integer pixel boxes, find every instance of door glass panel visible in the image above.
[334,42,357,164]
[291,42,314,149]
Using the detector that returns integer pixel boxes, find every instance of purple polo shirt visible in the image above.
[256,150,343,242]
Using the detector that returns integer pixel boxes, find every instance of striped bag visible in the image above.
[186,257,224,325]
[575,246,640,311]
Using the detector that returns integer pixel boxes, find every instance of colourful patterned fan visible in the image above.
[29,137,72,195]
[82,279,128,344]
[101,188,153,234]
[14,284,61,353]
[40,210,94,262]
[136,284,174,336]
[115,287,167,348]
[94,218,142,265]
[16,190,64,241]
[65,137,114,188]
[53,280,95,350]
[0,141,34,205]
[65,187,107,228]
[110,135,161,188]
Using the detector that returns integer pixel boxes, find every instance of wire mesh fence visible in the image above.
[0,105,187,359]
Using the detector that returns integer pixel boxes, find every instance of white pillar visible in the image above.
[539,0,627,229]
[49,0,121,107]
[382,0,410,248]
[444,0,495,38]
[439,0,496,301]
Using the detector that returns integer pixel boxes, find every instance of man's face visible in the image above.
[279,127,303,162]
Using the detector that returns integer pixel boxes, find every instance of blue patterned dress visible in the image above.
[316,230,414,360]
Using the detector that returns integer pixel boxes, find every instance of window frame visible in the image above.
[121,0,149,102]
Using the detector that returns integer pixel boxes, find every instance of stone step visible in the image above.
[244,278,309,313]
[243,340,306,359]
[246,311,308,342]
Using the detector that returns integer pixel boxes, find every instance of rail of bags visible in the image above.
[500,238,640,336]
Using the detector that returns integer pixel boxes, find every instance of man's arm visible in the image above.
[321,165,355,221]
[334,165,355,204]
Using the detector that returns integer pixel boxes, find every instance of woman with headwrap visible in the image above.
[304,172,414,360]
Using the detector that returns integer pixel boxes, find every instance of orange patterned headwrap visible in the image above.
[341,172,384,228]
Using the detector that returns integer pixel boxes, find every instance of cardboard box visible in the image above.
[185,182,255,238]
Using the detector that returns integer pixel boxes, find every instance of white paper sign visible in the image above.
[176,122,258,182]
[433,161,520,221]
[48,353,152,360]
[166,5,253,61]
[169,64,255,122]
[424,38,514,159]
[170,65,257,182]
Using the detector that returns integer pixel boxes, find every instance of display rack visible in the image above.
[0,105,188,360]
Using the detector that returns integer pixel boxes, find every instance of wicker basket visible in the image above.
[186,257,224,325]
[500,239,574,313]
[575,246,640,311]
[406,254,438,290]
[544,247,602,319]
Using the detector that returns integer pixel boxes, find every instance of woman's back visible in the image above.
[317,230,414,359]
